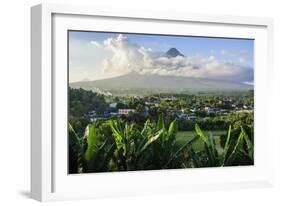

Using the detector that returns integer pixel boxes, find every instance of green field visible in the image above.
[175,130,226,153]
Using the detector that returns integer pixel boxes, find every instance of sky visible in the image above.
[68,31,254,84]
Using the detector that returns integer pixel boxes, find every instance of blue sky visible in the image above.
[68,31,254,82]
[69,31,254,66]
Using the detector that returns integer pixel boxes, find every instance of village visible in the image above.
[85,95,254,123]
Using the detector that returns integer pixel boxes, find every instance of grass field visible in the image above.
[175,130,226,153]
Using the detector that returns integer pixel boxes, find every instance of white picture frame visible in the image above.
[31,3,274,202]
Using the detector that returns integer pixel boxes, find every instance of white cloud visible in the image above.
[90,41,101,47]
[70,34,253,83]
[69,39,112,82]
[220,49,248,64]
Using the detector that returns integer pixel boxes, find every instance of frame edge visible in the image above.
[31,4,43,201]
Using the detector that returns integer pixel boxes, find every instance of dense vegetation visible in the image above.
[68,87,254,173]
[69,115,253,173]
[69,88,107,117]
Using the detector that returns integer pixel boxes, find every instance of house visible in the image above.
[189,116,197,121]
[190,108,196,113]
[109,112,119,117]
[193,102,203,108]
[236,109,253,114]
[162,96,178,101]
[118,109,136,116]
[87,110,97,118]
[177,113,189,120]
[205,107,219,115]
[166,109,177,114]
[145,101,160,107]
[219,109,229,115]
[109,103,117,108]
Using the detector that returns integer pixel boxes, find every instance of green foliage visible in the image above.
[69,115,200,173]
[193,124,253,167]
[219,122,254,166]
[109,120,127,155]
[221,125,232,165]
[224,129,245,166]
[139,129,163,153]
[195,124,207,144]
[157,113,165,131]
[69,119,254,173]
[84,125,98,162]
[69,87,107,117]
[68,123,85,173]
[68,85,254,173]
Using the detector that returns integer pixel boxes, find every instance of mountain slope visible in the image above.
[70,72,253,92]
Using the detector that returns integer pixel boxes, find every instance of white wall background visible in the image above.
[0,0,280,205]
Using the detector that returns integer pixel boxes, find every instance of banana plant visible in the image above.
[109,119,164,170]
[69,116,253,173]
[69,122,116,173]
[68,123,85,173]
[108,115,195,171]
[194,123,250,167]
[149,113,197,169]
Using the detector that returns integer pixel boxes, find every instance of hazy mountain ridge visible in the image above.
[70,71,253,92]
[70,48,253,93]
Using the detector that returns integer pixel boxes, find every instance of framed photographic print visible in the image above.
[31,3,274,201]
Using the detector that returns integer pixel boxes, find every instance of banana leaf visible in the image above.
[224,130,245,166]
[221,125,232,165]
[139,129,164,153]
[84,125,99,162]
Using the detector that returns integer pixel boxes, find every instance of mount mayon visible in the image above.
[70,48,253,92]
[165,48,185,58]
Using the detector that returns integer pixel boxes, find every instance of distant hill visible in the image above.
[70,47,253,93]
[70,71,253,93]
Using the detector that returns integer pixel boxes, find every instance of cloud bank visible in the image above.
[71,34,253,83]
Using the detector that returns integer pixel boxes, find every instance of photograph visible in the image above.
[68,31,254,174]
